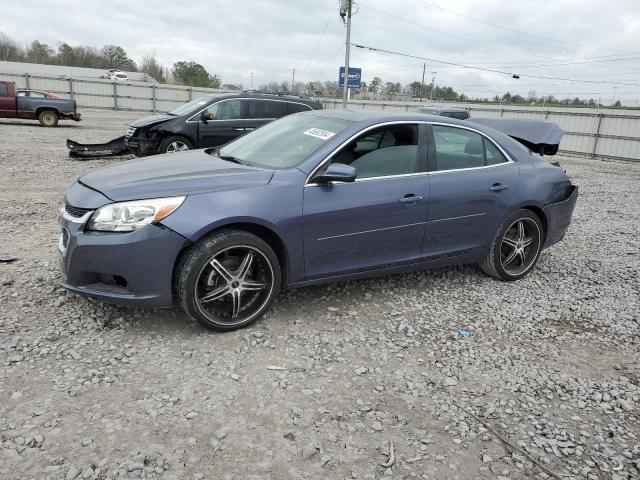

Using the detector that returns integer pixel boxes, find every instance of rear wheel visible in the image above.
[175,230,280,332]
[160,136,193,154]
[38,110,59,127]
[480,209,543,281]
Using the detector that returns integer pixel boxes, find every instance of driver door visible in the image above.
[197,99,246,147]
[303,123,430,280]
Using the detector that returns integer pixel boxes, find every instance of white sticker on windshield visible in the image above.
[303,128,336,140]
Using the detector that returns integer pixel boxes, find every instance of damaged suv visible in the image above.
[124,92,322,156]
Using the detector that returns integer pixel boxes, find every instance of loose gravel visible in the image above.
[0,110,639,480]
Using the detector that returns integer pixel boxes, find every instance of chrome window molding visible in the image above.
[304,120,515,186]
[186,98,313,123]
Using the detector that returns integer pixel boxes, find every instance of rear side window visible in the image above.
[0,83,8,97]
[248,100,284,119]
[432,125,506,171]
[287,102,312,114]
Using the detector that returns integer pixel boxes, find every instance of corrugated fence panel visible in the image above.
[599,115,640,138]
[596,136,640,161]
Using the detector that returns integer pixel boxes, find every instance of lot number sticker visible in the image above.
[303,128,336,140]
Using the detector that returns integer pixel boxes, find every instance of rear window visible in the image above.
[248,99,284,119]
[0,83,8,97]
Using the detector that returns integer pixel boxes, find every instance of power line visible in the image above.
[302,0,340,74]
[360,4,559,62]
[411,0,638,54]
[351,42,640,86]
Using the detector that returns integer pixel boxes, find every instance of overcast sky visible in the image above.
[3,0,640,103]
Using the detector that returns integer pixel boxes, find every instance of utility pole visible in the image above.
[419,63,426,102]
[291,68,296,95]
[429,71,436,101]
[340,0,352,108]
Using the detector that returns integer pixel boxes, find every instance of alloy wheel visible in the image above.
[500,218,541,276]
[166,141,190,153]
[194,245,274,327]
[42,112,55,126]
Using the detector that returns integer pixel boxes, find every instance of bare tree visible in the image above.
[140,54,164,82]
[0,32,24,61]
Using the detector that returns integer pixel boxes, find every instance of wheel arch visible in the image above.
[173,220,290,289]
[35,106,60,116]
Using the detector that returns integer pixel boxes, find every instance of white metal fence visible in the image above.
[2,70,639,162]
[322,99,640,163]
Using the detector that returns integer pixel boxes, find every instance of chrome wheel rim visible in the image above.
[194,245,274,327]
[42,113,55,125]
[166,141,190,153]
[500,218,541,276]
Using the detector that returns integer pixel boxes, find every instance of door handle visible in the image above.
[399,194,423,205]
[233,127,245,131]
[489,183,509,192]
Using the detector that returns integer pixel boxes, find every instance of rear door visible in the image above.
[196,98,246,147]
[0,82,16,118]
[423,124,519,258]
[244,99,285,132]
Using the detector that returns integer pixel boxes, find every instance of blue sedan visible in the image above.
[59,110,577,331]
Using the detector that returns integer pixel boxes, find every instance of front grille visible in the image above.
[125,126,136,138]
[65,204,92,218]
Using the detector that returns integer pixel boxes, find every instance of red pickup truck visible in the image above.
[0,80,81,127]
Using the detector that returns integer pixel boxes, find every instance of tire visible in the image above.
[175,230,281,332]
[159,136,193,154]
[38,110,59,127]
[479,209,544,281]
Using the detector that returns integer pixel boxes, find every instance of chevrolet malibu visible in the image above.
[59,111,577,331]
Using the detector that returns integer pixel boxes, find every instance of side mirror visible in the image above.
[314,163,357,183]
[202,112,215,123]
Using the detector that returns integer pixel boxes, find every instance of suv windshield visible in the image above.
[219,115,352,169]
[169,96,221,116]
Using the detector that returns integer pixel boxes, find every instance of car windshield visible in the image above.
[218,114,353,169]
[169,97,219,116]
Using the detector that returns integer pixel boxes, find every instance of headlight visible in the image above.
[87,196,185,232]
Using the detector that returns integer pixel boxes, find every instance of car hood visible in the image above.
[130,114,176,128]
[79,149,274,201]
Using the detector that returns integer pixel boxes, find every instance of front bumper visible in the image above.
[61,112,81,121]
[543,185,578,248]
[58,207,188,308]
[124,136,156,157]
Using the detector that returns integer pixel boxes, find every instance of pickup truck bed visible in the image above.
[0,80,80,127]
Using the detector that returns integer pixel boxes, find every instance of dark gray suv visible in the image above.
[124,92,323,156]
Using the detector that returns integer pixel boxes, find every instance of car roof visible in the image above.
[199,92,321,104]
[297,108,461,124]
[417,105,468,113]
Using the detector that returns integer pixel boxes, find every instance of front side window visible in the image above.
[432,125,506,171]
[205,99,243,120]
[17,91,27,97]
[29,91,46,98]
[218,114,352,169]
[0,83,8,97]
[248,99,284,119]
[320,124,419,180]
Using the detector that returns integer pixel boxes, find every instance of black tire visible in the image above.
[38,110,59,127]
[479,209,544,281]
[175,230,281,332]
[159,136,193,154]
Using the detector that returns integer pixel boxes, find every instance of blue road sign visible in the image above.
[339,67,362,88]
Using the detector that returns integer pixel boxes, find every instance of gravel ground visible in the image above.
[0,110,639,480]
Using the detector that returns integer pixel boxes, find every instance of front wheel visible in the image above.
[38,110,59,127]
[479,209,544,281]
[175,230,281,331]
[160,136,193,154]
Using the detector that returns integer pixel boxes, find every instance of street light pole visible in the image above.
[419,62,426,102]
[429,71,436,101]
[341,0,352,108]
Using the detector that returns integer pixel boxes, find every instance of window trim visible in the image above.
[306,121,427,186]
[186,97,313,123]
[427,122,514,174]
[305,120,514,186]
